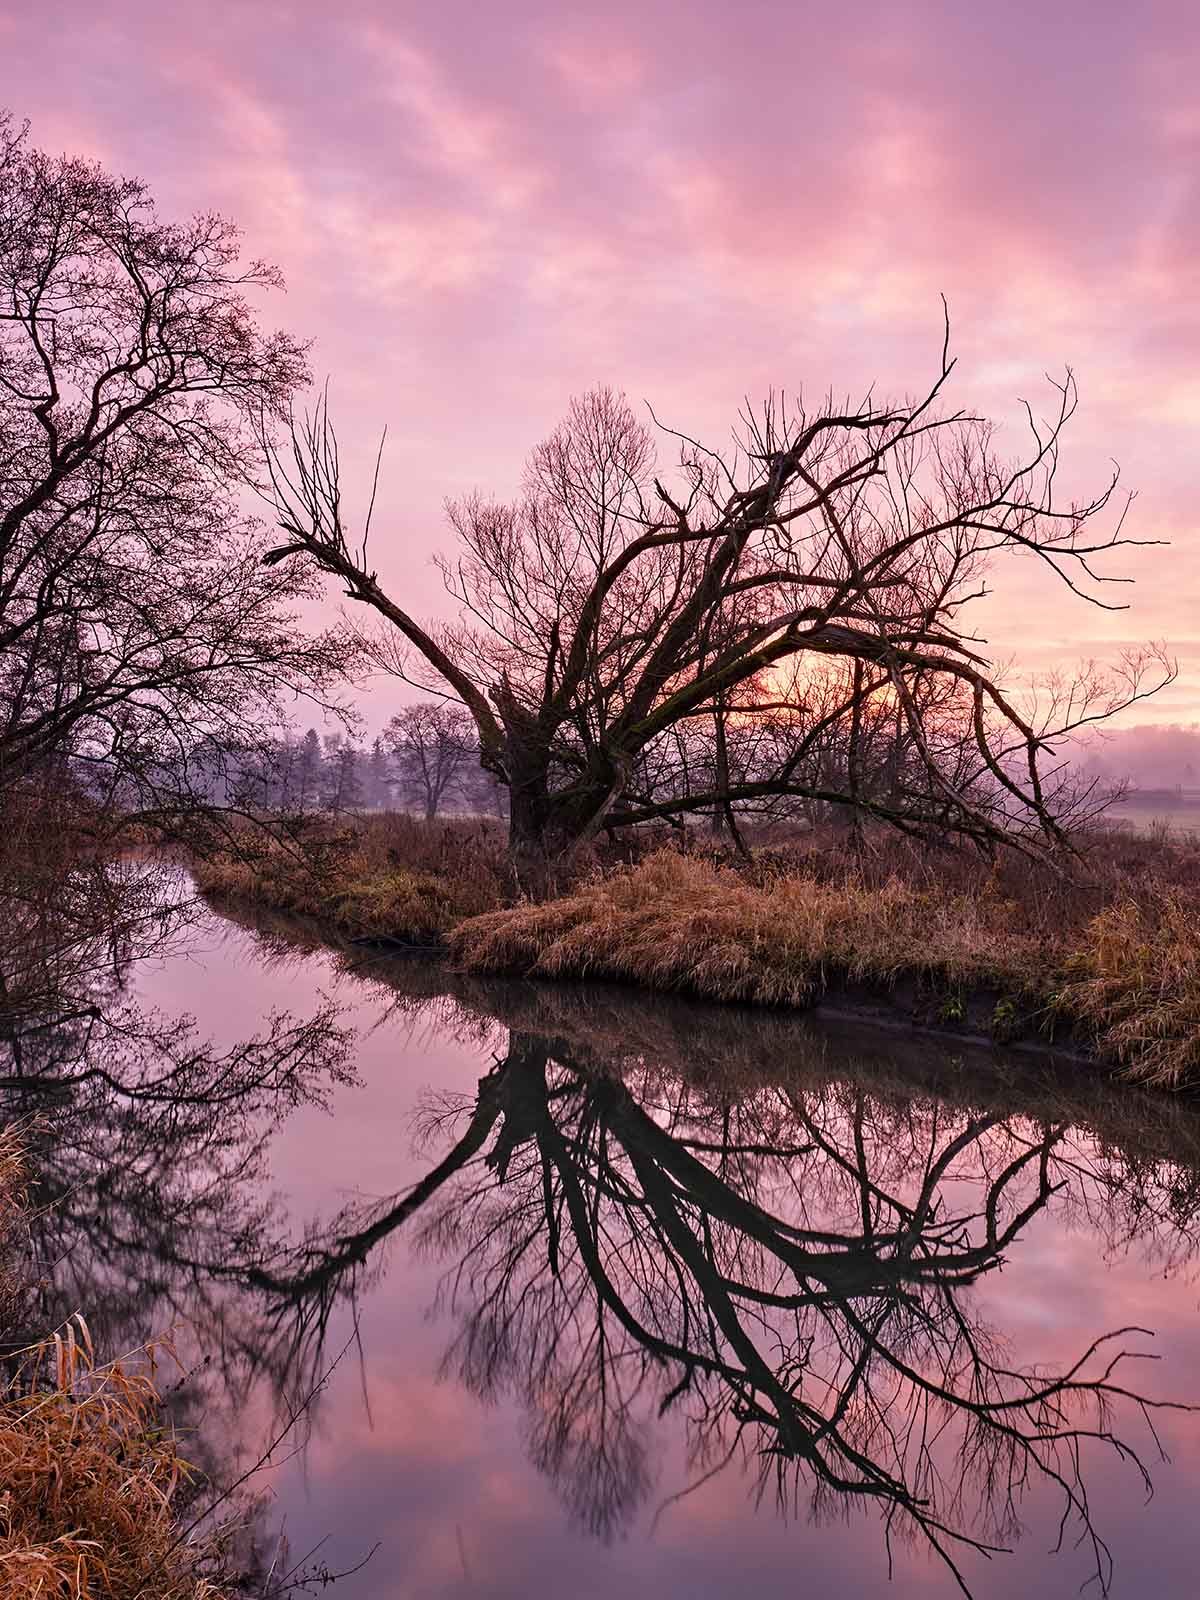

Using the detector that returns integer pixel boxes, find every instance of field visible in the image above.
[1104,789,1200,836]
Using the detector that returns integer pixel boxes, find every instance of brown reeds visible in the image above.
[0,1319,225,1599]
[0,1126,29,1337]
[1054,893,1200,1087]
[0,1318,227,1593]
[0,1132,232,1599]
[448,849,1035,1004]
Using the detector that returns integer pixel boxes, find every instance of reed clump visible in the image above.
[1,1131,234,1599]
[449,850,1034,1005]
[1053,893,1200,1088]
[0,1320,228,1600]
[0,1126,29,1338]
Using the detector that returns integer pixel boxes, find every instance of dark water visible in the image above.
[24,899,1200,1598]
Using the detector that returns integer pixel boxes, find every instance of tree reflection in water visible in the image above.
[0,921,356,1568]
[10,934,1200,1597]
[239,975,1200,1597]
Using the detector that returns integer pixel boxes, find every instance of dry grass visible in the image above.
[0,1321,224,1600]
[449,850,1037,1005]
[194,812,509,944]
[195,814,1200,1089]
[732,817,1200,948]
[1,1133,232,1599]
[449,847,1200,1088]
[0,1126,29,1338]
[1054,894,1200,1088]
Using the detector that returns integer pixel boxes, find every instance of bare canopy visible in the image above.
[0,112,348,827]
[265,320,1170,885]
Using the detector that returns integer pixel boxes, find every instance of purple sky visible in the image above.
[7,0,1198,728]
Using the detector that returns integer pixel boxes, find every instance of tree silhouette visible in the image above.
[267,363,1170,887]
[0,114,349,824]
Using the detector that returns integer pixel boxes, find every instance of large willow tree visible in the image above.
[267,321,1169,886]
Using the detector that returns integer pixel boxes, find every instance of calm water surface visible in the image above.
[28,900,1200,1598]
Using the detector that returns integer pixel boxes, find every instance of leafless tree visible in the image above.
[0,112,350,835]
[384,700,475,821]
[266,327,1170,888]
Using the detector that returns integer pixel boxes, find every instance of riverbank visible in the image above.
[193,812,509,946]
[193,817,1200,1090]
[449,850,1200,1087]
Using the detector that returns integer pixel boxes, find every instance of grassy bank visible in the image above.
[195,816,1200,1089]
[449,849,1200,1087]
[193,812,509,944]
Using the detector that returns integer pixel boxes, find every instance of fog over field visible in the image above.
[1078,722,1200,791]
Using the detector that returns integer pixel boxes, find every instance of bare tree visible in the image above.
[456,750,510,821]
[366,736,391,809]
[320,741,363,814]
[267,313,1171,888]
[0,112,350,835]
[384,700,475,821]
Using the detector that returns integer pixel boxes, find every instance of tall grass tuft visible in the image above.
[1,1132,234,1598]
[1054,894,1200,1088]
[0,1320,226,1599]
[0,1126,29,1337]
[449,850,1030,1004]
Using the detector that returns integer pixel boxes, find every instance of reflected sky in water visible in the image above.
[33,904,1200,1598]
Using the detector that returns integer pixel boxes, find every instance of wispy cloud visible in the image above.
[9,0,1198,717]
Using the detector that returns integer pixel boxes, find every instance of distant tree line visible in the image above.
[210,705,509,820]
[209,679,979,840]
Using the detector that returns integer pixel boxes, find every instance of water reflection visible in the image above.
[247,1006,1199,1593]
[10,913,1200,1596]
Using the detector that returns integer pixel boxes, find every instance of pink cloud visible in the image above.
[5,0,1197,722]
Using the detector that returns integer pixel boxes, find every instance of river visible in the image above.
[18,893,1200,1598]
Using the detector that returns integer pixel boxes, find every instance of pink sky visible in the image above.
[6,0,1198,727]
